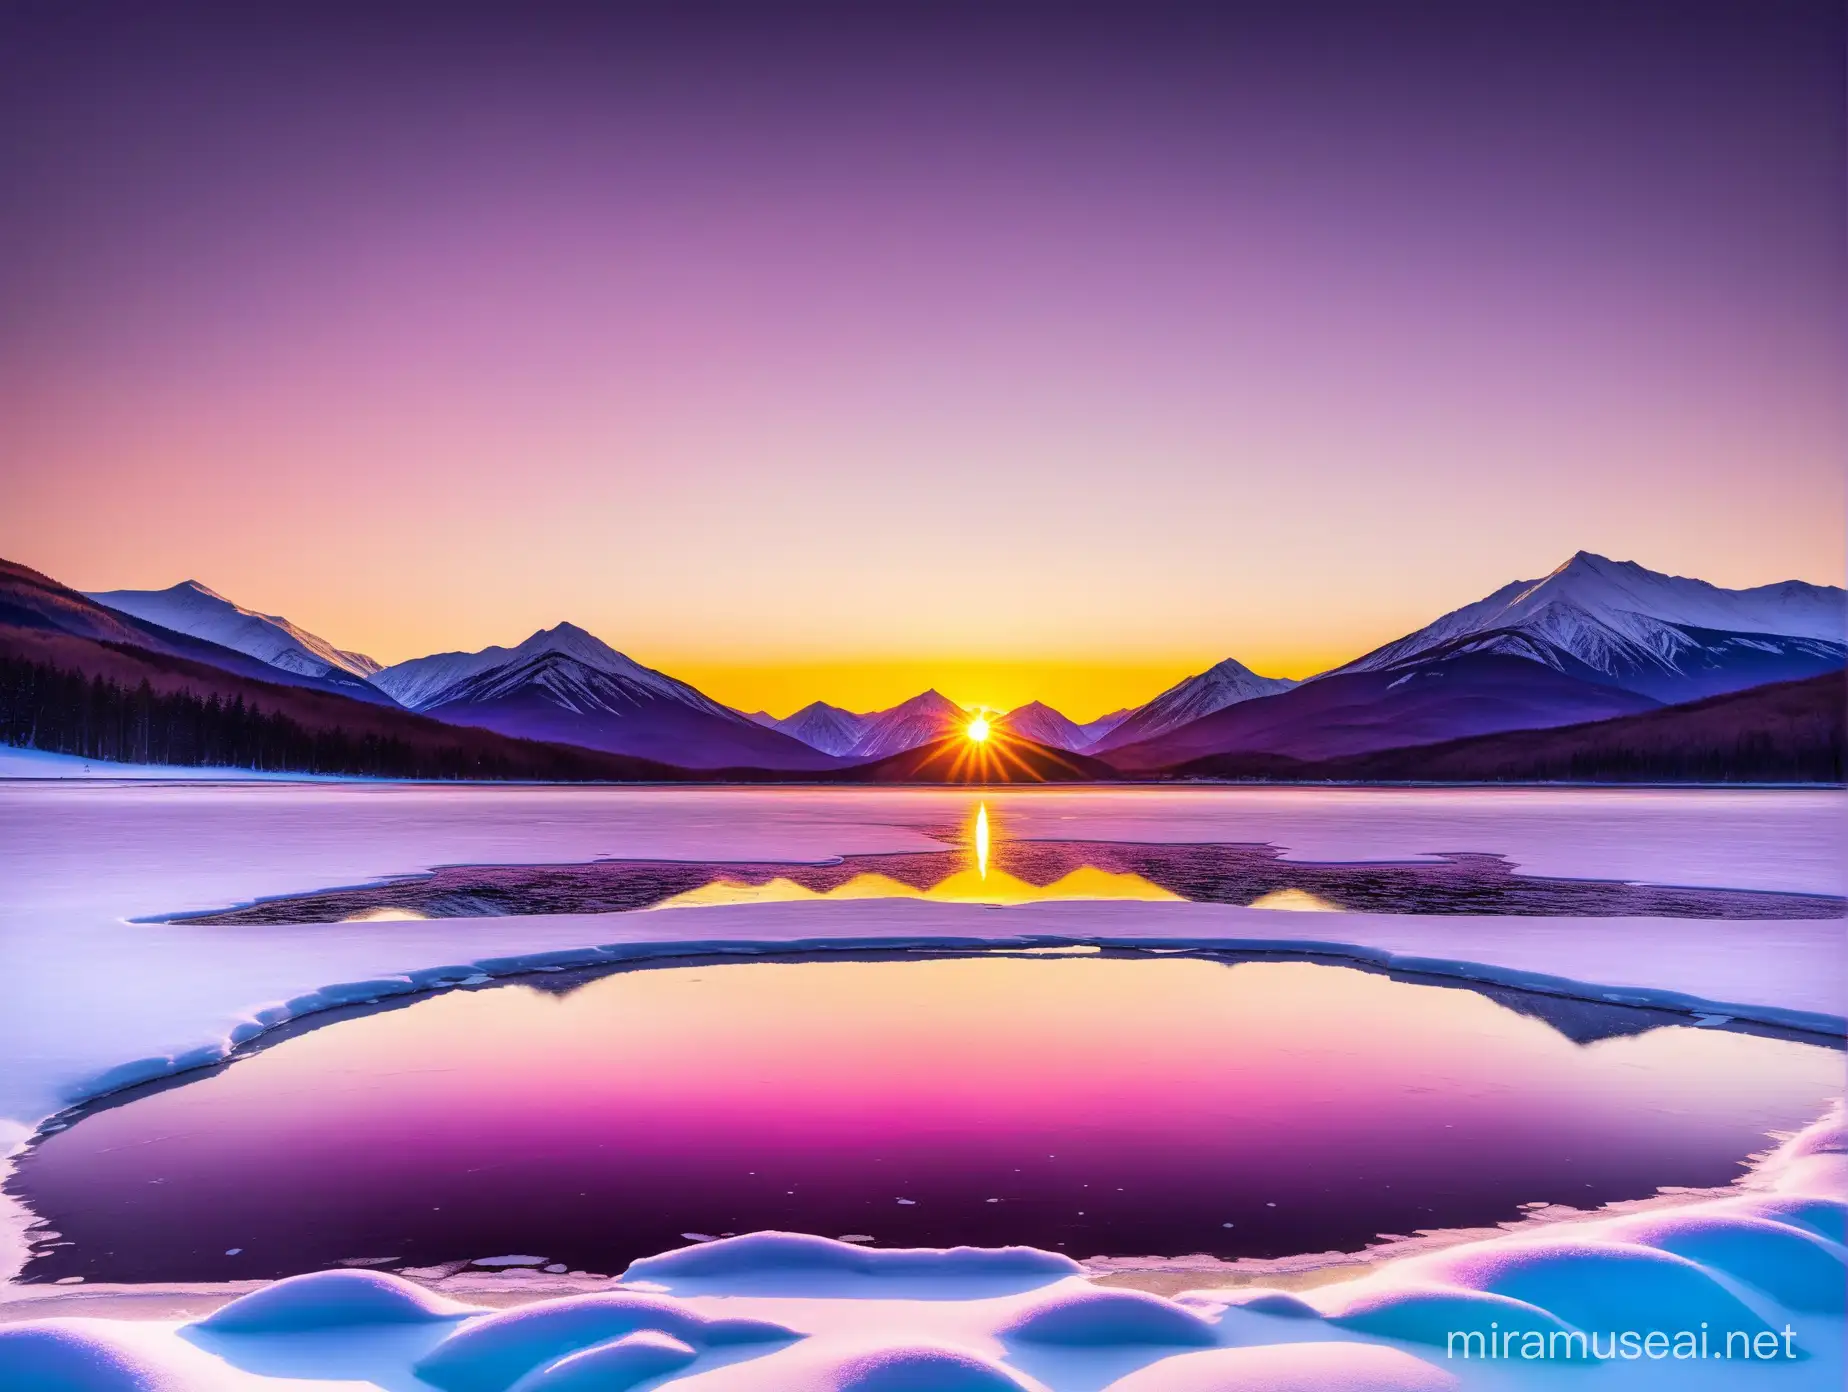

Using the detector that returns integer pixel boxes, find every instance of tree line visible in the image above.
[0,652,609,779]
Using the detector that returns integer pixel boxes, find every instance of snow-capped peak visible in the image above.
[1090,657,1297,751]
[1336,551,1847,678]
[773,701,872,757]
[86,580,383,680]
[840,689,969,760]
[508,622,654,679]
[994,700,1091,751]
[368,623,727,716]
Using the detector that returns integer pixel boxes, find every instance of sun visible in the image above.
[966,714,991,743]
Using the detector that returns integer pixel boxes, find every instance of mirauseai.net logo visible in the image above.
[1448,1324,1800,1363]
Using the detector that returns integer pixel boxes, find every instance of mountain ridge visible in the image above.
[1330,551,1846,702]
[368,623,836,770]
[1,561,395,705]
[1090,657,1297,752]
[1100,652,1661,770]
[993,700,1092,751]
[1169,673,1843,785]
[87,580,383,683]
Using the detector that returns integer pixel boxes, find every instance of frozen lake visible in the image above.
[1,781,1843,1283]
[12,951,1840,1284]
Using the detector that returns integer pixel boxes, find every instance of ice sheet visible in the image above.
[2,782,1842,1287]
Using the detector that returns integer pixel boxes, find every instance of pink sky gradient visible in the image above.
[2,5,1841,717]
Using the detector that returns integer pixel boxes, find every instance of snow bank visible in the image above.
[998,1287,1219,1346]
[1162,1107,1847,1379]
[1408,1240,1776,1341]
[0,746,366,781]
[662,1340,1048,1392]
[626,1233,1081,1296]
[194,1267,474,1332]
[510,1330,698,1391]
[1315,1283,1580,1353]
[411,1293,797,1392]
[1099,1342,1458,1391]
[0,1318,255,1392]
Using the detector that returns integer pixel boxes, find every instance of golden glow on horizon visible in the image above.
[967,714,991,743]
[975,803,990,880]
[655,656,1343,726]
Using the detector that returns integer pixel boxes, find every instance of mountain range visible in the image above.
[5,550,1843,781]
[366,625,833,770]
[751,690,971,761]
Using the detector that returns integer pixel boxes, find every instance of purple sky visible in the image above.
[2,2,1842,716]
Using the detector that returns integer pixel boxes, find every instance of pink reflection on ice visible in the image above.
[15,955,1841,1284]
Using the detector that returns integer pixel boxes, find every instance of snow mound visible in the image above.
[1408,1238,1776,1340]
[0,1318,244,1392]
[999,1287,1219,1346]
[1099,1342,1456,1391]
[808,1343,1043,1392]
[623,1231,1080,1289]
[194,1267,473,1332]
[666,1341,1046,1391]
[413,1292,798,1392]
[1708,1193,1848,1245]
[1593,1210,1847,1312]
[1190,1288,1320,1318]
[1311,1282,1582,1354]
[508,1330,698,1392]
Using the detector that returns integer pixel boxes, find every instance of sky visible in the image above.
[2,1,1843,719]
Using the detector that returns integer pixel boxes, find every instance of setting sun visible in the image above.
[966,715,991,743]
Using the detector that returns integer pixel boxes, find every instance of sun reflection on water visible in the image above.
[1247,888,1341,912]
[651,801,1181,910]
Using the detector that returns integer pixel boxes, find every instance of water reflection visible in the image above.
[14,954,1838,1285]
[1247,888,1341,912]
[177,797,1845,926]
[654,864,1183,909]
[649,800,1190,907]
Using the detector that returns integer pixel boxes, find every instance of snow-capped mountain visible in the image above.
[994,701,1091,751]
[1090,658,1298,752]
[1076,708,1132,746]
[843,690,968,760]
[370,623,697,711]
[87,581,382,681]
[771,701,872,757]
[70,577,392,702]
[1333,552,1847,703]
[369,624,837,770]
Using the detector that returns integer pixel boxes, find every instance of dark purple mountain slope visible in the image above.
[0,559,396,704]
[1171,673,1844,785]
[1099,653,1660,771]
